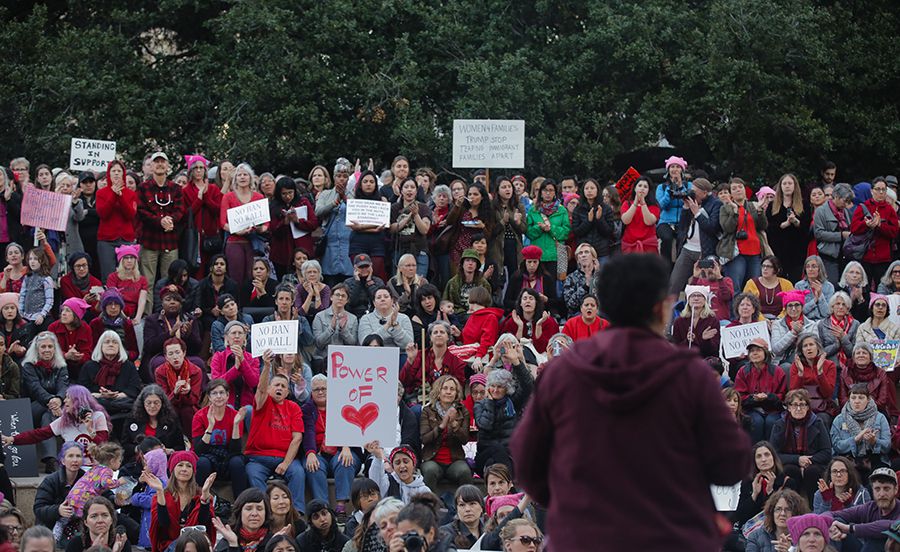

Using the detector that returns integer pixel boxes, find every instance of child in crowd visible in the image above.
[53,442,125,541]
[343,478,382,539]
[365,442,431,504]
[19,247,54,331]
[132,448,169,549]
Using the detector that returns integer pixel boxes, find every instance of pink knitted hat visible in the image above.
[486,493,523,518]
[787,513,832,546]
[777,289,811,308]
[115,244,141,263]
[664,156,687,170]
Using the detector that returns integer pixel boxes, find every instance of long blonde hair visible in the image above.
[115,255,141,281]
[771,173,804,216]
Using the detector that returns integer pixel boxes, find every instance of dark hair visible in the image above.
[596,254,669,327]
[362,334,384,346]
[602,185,622,216]
[167,259,190,285]
[514,288,545,321]
[578,178,602,207]
[274,283,295,300]
[467,286,492,309]
[581,293,599,307]
[263,535,298,552]
[751,441,784,476]
[822,161,837,173]
[21,526,54,551]
[732,292,761,320]
[174,530,212,552]
[27,247,51,276]
[354,170,381,200]
[463,183,495,229]
[133,384,179,428]
[231,488,271,533]
[761,255,781,275]
[330,283,349,297]
[849,382,871,397]
[81,496,118,547]
[395,493,443,540]
[350,478,381,511]
[824,456,862,497]
[762,489,808,534]
[414,284,442,317]
[209,253,228,273]
[470,232,487,243]
[136,435,163,455]
[634,176,659,207]
[266,481,303,534]
[454,484,484,509]
[484,463,513,485]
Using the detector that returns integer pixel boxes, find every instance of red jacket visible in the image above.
[269,196,318,266]
[59,273,102,314]
[734,362,787,413]
[48,320,93,382]
[499,314,559,354]
[460,307,504,357]
[562,315,609,342]
[850,198,900,263]
[399,347,467,396]
[96,185,137,242]
[789,358,837,416]
[511,327,750,551]
[183,181,224,238]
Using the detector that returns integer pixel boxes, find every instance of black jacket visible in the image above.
[78,360,142,399]
[343,275,385,319]
[295,525,349,552]
[34,468,118,528]
[677,194,722,257]
[120,418,185,465]
[474,362,533,449]
[571,200,617,257]
[193,276,239,315]
[770,413,833,467]
[21,362,68,407]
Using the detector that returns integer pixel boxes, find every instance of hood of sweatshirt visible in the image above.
[469,307,504,321]
[553,326,703,413]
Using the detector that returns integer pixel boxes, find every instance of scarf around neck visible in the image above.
[238,527,268,552]
[539,199,560,217]
[95,357,123,387]
[842,398,879,456]
[783,410,812,454]
[828,200,850,231]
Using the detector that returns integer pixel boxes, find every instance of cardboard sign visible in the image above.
[325,345,399,448]
[21,186,72,232]
[615,166,641,202]
[0,398,38,477]
[250,320,299,357]
[888,295,900,328]
[290,205,309,239]
[345,199,391,227]
[70,138,117,172]
[872,340,900,372]
[711,483,741,512]
[452,119,525,168]
[720,321,771,359]
[227,198,270,233]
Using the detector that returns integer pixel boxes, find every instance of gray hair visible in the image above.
[23,331,66,368]
[547,332,574,349]
[310,374,327,386]
[91,330,129,363]
[803,255,827,282]
[301,260,322,276]
[486,368,516,395]
[432,184,451,201]
[427,319,452,337]
[853,342,874,359]
[21,526,53,551]
[334,157,352,175]
[372,497,404,524]
[839,261,868,289]
[829,291,852,311]
[880,260,900,289]
[233,163,255,184]
[832,182,854,201]
[9,157,29,170]
[796,332,822,351]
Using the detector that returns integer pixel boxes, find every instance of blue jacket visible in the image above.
[655,180,692,226]
[831,409,891,462]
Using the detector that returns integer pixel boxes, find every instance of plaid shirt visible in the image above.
[136,179,184,251]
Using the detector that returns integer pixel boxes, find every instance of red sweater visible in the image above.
[850,198,900,263]
[96,185,137,241]
[59,273,103,314]
[562,316,609,342]
[155,360,203,409]
[789,358,837,415]
[220,191,265,238]
[48,320,93,381]
[734,363,787,413]
[399,348,467,396]
[460,308,504,357]
[183,181,224,238]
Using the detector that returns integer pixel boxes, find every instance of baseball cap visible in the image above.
[886,175,898,188]
[353,254,372,268]
[870,467,898,484]
[150,151,169,162]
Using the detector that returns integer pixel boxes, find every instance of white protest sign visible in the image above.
[69,138,117,172]
[325,345,399,448]
[227,198,270,233]
[250,320,298,357]
[710,483,741,511]
[720,321,770,359]
[291,205,309,239]
[452,119,525,168]
[888,295,900,328]
[872,340,900,372]
[345,199,391,227]
[21,187,72,232]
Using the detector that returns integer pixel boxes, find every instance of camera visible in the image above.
[698,258,715,270]
[77,406,92,420]
[735,230,749,240]
[671,188,695,201]
[402,531,426,552]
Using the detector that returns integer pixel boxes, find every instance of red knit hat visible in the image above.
[521,245,542,261]
[168,450,198,475]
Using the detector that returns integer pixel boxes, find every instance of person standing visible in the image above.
[136,152,184,313]
[511,254,750,550]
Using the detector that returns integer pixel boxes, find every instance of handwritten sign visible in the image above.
[720,321,771,359]
[452,119,525,168]
[711,483,741,511]
[325,345,399,448]
[21,186,72,232]
[615,166,641,202]
[70,138,117,172]
[888,296,900,328]
[291,205,310,239]
[872,340,900,372]
[345,199,391,227]
[227,198,270,233]
[250,320,299,357]
[0,399,38,477]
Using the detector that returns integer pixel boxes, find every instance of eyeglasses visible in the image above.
[831,468,848,475]
[761,263,775,268]
[0,525,22,534]
[774,507,792,514]
[511,536,543,546]
[789,403,809,410]
[312,388,327,393]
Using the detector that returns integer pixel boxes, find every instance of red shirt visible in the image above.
[105,273,149,318]
[245,396,304,458]
[850,199,900,263]
[183,181,224,238]
[562,316,609,342]
[48,320,93,380]
[191,405,240,444]
[96,185,137,241]
[735,204,761,255]
[620,202,661,243]
[220,191,265,241]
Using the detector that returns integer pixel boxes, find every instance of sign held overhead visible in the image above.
[452,119,525,169]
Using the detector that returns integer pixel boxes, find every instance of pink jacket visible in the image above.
[209,349,260,408]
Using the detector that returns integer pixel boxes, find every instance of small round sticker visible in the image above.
[130,423,138,432]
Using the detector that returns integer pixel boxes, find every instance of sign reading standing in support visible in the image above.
[452,119,525,168]
[70,138,117,172]
[0,398,38,477]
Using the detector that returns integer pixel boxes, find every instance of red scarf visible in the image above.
[784,312,804,328]
[239,527,269,552]
[37,359,54,375]
[164,360,192,392]
[830,315,852,367]
[783,411,811,454]
[95,357,123,387]
[827,200,850,231]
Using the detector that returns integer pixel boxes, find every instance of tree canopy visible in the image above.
[1,0,897,184]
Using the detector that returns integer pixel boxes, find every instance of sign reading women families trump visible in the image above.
[325,345,399,448]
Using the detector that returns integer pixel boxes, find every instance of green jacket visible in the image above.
[525,204,571,262]
[443,276,492,314]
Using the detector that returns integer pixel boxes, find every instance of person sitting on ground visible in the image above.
[64,496,131,552]
[735,338,787,443]
[155,337,204,434]
[786,513,836,552]
[342,478,380,541]
[561,293,609,342]
[192,378,248,500]
[210,294,254,354]
[827,467,900,551]
[357,287,413,350]
[78,330,141,416]
[209,321,260,410]
[364,443,430,505]
[813,456,871,514]
[671,285,720,358]
[419,375,472,492]
[146,450,217,552]
[839,261,871,323]
[817,291,859,370]
[856,293,900,349]
[839,343,898,420]
[459,286,504,363]
[295,499,348,552]
[789,333,838,428]
[687,256,735,321]
[502,245,558,315]
[499,288,559,355]
[444,249,493,317]
[386,494,455,552]
[439,484,485,550]
[831,383,891,478]
[400,321,466,405]
[744,489,809,552]
[769,388,833,502]
[89,289,139,362]
[474,368,533,477]
[771,289,818,368]
[143,284,202,371]
[795,256,835,321]
[210,488,271,552]
[731,442,796,532]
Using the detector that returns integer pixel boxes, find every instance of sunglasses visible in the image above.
[514,536,543,546]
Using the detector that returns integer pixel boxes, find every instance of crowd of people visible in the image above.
[0,152,894,551]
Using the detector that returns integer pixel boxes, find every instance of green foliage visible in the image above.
[0,0,896,183]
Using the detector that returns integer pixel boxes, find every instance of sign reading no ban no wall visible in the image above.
[452,119,525,169]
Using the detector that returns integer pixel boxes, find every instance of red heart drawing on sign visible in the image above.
[341,403,380,435]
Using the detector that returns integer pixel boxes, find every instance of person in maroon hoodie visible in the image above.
[510,253,750,551]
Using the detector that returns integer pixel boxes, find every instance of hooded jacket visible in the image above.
[460,307,504,357]
[367,455,431,505]
[511,327,750,551]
